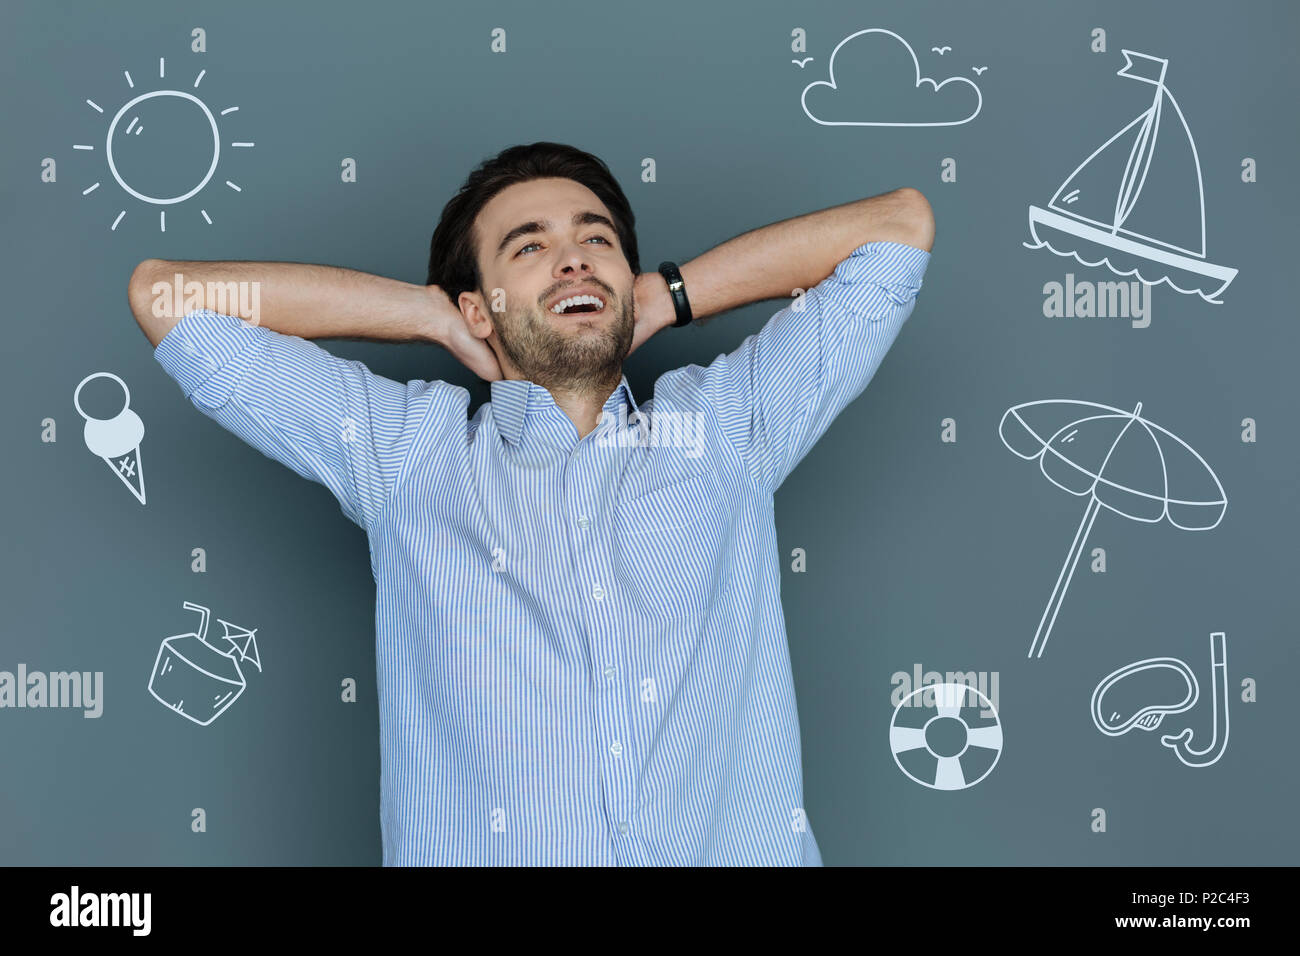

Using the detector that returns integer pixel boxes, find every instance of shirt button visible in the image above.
[603,665,616,681]
[577,515,590,530]
[610,740,623,756]
[618,821,629,834]
[591,584,605,601]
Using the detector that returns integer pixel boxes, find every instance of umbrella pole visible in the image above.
[1030,495,1102,658]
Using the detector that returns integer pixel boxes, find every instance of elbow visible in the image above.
[894,188,935,253]
[128,258,170,346]
[128,259,166,311]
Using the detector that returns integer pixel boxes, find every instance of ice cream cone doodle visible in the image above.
[74,371,146,504]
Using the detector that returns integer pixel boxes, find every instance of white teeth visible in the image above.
[550,293,605,314]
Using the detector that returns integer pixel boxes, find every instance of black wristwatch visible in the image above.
[658,261,693,327]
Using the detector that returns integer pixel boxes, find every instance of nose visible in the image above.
[555,239,596,276]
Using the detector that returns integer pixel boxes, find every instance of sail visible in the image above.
[1111,86,1206,259]
[1048,113,1147,231]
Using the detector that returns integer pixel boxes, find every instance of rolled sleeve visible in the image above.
[154,309,466,532]
[694,240,930,495]
[153,308,252,401]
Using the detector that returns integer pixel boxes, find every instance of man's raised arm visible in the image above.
[127,258,501,381]
[129,257,497,532]
[639,188,932,327]
[642,187,935,495]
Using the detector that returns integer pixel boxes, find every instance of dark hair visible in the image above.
[426,142,640,306]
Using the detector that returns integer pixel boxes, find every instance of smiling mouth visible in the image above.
[549,293,607,317]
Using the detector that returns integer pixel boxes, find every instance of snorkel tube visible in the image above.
[1160,632,1229,768]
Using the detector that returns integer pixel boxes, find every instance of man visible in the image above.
[130,141,934,866]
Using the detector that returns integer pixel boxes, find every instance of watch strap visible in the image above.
[658,261,693,328]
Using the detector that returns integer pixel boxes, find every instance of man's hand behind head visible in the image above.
[626,271,677,357]
[427,284,504,382]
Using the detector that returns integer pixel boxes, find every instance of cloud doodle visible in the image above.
[801,28,983,127]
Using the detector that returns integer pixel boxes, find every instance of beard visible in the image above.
[490,283,634,397]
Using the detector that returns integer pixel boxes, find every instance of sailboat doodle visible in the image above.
[1025,50,1238,303]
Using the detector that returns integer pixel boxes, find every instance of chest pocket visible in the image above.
[613,463,734,625]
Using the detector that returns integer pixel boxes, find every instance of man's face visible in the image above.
[463,177,635,393]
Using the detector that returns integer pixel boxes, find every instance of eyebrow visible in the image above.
[494,210,617,259]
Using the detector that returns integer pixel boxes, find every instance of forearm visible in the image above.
[664,188,933,326]
[128,258,439,348]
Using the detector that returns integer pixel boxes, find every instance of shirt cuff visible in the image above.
[154,309,266,400]
[813,240,930,319]
[840,239,931,286]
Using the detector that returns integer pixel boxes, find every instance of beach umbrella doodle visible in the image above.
[999,399,1226,659]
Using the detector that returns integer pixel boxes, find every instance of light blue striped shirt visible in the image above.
[154,239,930,865]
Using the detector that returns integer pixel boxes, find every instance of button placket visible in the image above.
[569,440,636,838]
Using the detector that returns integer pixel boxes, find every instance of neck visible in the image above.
[547,370,622,438]
[506,368,623,439]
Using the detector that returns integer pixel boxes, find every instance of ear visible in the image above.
[458,290,495,340]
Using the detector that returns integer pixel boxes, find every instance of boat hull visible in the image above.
[1027,205,1237,302]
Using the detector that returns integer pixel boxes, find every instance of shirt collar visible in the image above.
[490,374,641,447]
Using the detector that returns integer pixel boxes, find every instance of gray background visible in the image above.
[1,0,1296,865]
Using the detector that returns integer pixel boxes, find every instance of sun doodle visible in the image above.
[73,55,254,232]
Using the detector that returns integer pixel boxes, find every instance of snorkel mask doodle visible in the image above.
[1091,632,1229,768]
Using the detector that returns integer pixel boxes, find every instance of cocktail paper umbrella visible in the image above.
[218,618,261,672]
[999,399,1226,658]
